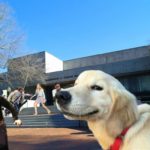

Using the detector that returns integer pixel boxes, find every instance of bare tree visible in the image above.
[0,2,22,71]
[6,54,46,88]
[0,3,45,90]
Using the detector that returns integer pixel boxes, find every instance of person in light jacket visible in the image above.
[31,83,51,115]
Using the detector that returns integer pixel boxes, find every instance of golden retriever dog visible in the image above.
[56,70,150,150]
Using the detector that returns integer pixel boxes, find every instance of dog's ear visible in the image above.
[110,87,135,111]
[106,86,138,136]
[109,86,138,125]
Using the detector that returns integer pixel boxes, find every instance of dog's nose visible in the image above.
[56,91,72,105]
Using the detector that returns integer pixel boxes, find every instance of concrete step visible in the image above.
[19,105,59,115]
[5,113,87,128]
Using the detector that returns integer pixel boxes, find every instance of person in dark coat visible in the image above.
[7,87,31,113]
[0,96,22,150]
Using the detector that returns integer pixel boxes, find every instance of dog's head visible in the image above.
[56,70,138,123]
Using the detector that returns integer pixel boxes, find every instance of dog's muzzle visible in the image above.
[56,91,72,106]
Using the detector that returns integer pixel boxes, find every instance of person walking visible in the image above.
[7,87,31,113]
[0,96,22,150]
[7,87,24,113]
[52,83,63,104]
[31,83,51,115]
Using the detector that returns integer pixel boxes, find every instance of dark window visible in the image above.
[118,76,140,93]
[139,75,150,92]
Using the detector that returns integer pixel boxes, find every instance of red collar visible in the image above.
[110,127,129,150]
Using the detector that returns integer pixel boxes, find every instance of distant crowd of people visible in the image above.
[1,82,63,116]
[0,82,63,149]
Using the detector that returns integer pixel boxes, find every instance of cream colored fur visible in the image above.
[56,70,150,150]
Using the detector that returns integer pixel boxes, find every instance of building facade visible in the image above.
[0,46,150,105]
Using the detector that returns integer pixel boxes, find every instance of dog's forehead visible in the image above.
[75,70,111,84]
[76,70,126,90]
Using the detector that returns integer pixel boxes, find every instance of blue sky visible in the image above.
[4,0,150,60]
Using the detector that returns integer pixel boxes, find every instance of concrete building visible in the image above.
[0,45,150,105]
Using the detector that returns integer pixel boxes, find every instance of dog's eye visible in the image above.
[91,85,103,91]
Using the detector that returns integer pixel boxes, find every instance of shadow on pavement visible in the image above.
[9,136,101,150]
[8,128,102,150]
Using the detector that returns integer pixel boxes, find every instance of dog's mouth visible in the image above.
[60,109,99,118]
[56,103,99,119]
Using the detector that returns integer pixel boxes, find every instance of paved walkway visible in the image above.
[7,128,101,150]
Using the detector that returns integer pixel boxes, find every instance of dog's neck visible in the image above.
[88,120,114,149]
[88,120,131,150]
[88,105,139,150]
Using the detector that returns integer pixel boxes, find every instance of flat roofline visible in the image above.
[9,51,46,61]
[64,45,149,62]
